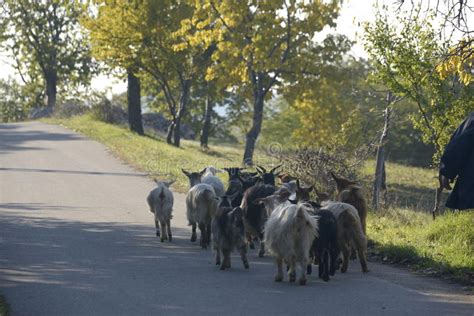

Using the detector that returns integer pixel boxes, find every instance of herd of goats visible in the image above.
[146,165,369,286]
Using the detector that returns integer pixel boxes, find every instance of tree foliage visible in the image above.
[0,0,93,108]
[363,8,474,162]
[85,0,212,146]
[185,0,341,164]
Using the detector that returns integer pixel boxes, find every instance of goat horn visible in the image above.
[270,164,282,173]
[256,165,266,173]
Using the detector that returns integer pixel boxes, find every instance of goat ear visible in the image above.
[296,179,301,189]
[288,198,298,204]
[199,168,207,177]
[182,169,190,177]
[153,178,159,184]
[308,186,314,192]
[164,180,175,187]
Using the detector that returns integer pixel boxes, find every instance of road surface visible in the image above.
[0,122,472,315]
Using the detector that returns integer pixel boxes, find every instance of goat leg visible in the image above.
[288,257,296,282]
[160,221,166,242]
[299,258,308,285]
[167,219,172,242]
[215,249,221,266]
[155,219,160,237]
[198,222,207,249]
[341,244,350,273]
[240,246,249,269]
[191,223,197,242]
[275,258,284,282]
[220,249,231,270]
[432,186,443,220]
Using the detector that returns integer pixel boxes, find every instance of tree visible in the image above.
[83,1,146,135]
[86,1,208,146]
[363,8,474,162]
[0,1,92,109]
[188,0,341,165]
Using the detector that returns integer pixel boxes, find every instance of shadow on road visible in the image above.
[0,123,83,154]
[0,211,472,315]
[0,167,147,178]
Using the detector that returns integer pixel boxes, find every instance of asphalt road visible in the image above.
[0,122,472,316]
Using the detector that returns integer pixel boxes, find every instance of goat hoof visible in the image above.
[299,279,307,286]
[168,235,172,242]
[307,265,312,275]
[341,267,348,273]
[249,243,255,250]
[362,268,370,273]
[191,234,197,242]
[289,274,296,283]
[156,231,160,237]
[160,238,164,242]
[258,250,264,257]
[274,275,283,282]
[220,265,226,270]
[322,276,329,282]
[244,263,249,269]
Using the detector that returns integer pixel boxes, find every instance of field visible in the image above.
[46,115,474,285]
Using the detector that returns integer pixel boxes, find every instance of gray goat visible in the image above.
[183,169,218,248]
[147,179,174,242]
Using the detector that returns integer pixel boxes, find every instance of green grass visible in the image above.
[44,114,277,192]
[45,114,473,284]
[0,295,9,316]
[368,208,474,284]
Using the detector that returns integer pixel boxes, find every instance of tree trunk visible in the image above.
[173,79,191,147]
[200,96,213,148]
[373,93,393,210]
[166,122,174,144]
[127,71,144,135]
[243,91,264,166]
[45,70,57,109]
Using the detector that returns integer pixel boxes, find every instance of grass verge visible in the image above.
[368,208,474,286]
[0,295,9,316]
[44,115,276,192]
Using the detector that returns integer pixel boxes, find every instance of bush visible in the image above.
[279,144,374,196]
[90,97,127,124]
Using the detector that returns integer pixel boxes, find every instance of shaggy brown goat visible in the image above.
[323,201,369,273]
[330,172,368,234]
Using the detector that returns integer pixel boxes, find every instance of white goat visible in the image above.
[264,202,318,285]
[202,166,225,198]
[186,183,218,249]
[147,180,174,242]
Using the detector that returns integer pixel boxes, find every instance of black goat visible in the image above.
[211,194,249,270]
[309,208,339,282]
[240,184,276,257]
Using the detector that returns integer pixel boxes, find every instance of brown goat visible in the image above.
[330,172,368,234]
[323,202,369,273]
